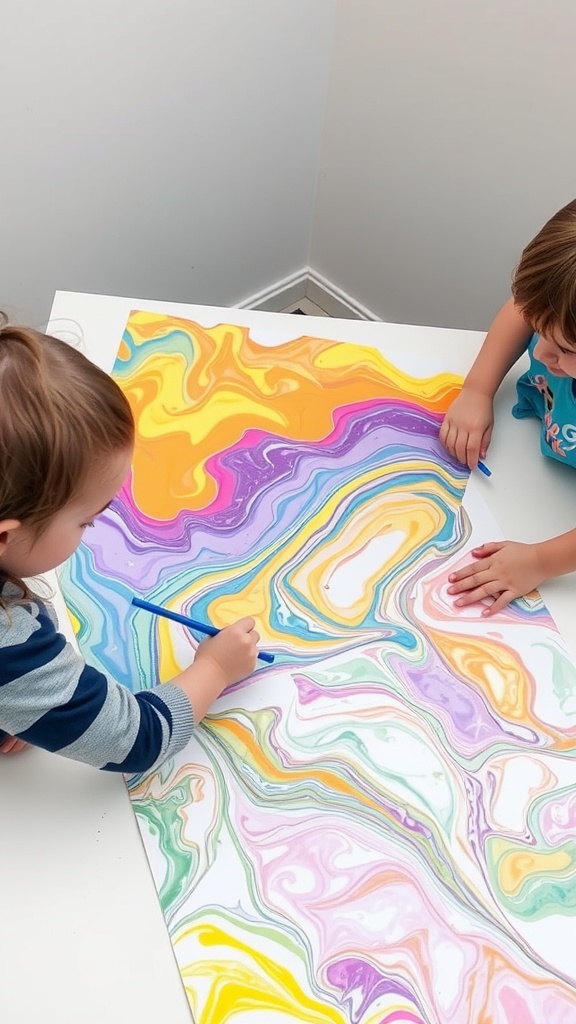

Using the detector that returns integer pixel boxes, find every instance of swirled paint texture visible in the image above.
[60,312,576,1022]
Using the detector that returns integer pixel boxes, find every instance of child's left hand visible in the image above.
[0,735,29,755]
[447,541,545,615]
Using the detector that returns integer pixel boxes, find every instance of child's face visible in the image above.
[0,447,132,578]
[534,326,576,378]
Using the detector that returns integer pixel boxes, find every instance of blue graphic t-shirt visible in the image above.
[512,333,576,467]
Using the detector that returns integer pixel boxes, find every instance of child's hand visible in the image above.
[447,541,545,615]
[439,387,494,468]
[0,735,29,755]
[175,616,260,723]
[194,617,260,685]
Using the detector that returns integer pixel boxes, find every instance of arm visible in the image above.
[538,528,576,579]
[439,298,533,467]
[0,602,258,772]
[447,528,576,616]
[462,298,534,397]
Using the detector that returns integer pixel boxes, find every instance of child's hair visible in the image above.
[512,199,576,347]
[0,312,134,597]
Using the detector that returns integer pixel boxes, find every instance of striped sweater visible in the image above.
[0,583,194,772]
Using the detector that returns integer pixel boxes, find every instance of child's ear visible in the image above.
[0,520,21,554]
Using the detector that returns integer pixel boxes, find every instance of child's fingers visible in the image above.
[0,736,28,755]
[440,418,459,454]
[448,564,508,599]
[480,424,493,459]
[448,558,493,585]
[454,430,471,467]
[228,616,256,634]
[482,591,515,616]
[452,583,498,606]
[471,542,503,557]
[464,436,482,469]
[449,576,496,601]
[440,420,457,457]
[466,427,494,469]
[450,570,507,605]
[222,614,258,638]
[453,429,483,468]
[442,421,471,465]
[228,617,260,656]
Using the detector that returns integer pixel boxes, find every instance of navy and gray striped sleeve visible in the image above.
[0,598,194,772]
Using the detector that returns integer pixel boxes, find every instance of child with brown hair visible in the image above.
[0,315,259,766]
[440,199,576,615]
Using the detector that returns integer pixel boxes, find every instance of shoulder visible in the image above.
[0,581,50,618]
[0,588,37,641]
[0,590,63,675]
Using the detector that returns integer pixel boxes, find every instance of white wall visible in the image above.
[0,0,335,327]
[310,0,576,330]
[6,0,573,334]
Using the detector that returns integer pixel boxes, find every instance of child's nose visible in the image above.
[534,338,555,365]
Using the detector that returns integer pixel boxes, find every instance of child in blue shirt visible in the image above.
[440,199,576,614]
[0,315,259,763]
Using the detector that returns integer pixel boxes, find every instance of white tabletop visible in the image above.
[2,291,574,1023]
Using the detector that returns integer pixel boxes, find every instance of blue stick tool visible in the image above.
[477,461,492,478]
[131,596,275,664]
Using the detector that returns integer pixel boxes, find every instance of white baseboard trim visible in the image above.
[237,267,381,321]
[306,268,380,321]
[236,268,308,313]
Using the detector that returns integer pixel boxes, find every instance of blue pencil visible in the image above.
[477,461,492,477]
[131,596,275,664]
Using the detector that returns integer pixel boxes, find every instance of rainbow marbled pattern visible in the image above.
[60,312,576,1023]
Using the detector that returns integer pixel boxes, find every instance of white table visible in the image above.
[2,291,574,1023]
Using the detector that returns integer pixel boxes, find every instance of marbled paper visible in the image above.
[60,312,576,1023]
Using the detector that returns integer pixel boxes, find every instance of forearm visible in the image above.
[464,298,533,398]
[171,661,225,724]
[536,529,576,581]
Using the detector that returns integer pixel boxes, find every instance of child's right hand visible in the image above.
[175,616,260,723]
[194,617,260,685]
[439,387,494,468]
